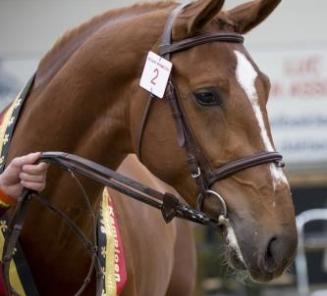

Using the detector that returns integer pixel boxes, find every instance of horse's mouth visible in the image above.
[222,227,280,282]
[224,242,280,282]
[222,223,247,271]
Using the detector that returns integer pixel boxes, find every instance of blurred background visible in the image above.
[0,0,326,295]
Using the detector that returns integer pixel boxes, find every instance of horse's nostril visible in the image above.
[264,236,278,272]
[258,232,297,277]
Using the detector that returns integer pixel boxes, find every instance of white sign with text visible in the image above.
[255,48,327,166]
[139,51,172,98]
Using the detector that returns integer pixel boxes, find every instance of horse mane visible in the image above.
[37,1,175,85]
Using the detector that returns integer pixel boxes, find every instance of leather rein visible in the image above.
[2,2,284,295]
[2,151,217,296]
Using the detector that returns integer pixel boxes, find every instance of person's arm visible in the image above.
[0,152,48,213]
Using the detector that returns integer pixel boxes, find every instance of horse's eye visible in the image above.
[194,88,222,106]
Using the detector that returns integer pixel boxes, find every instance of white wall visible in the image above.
[226,0,327,49]
[1,0,326,57]
[0,0,130,58]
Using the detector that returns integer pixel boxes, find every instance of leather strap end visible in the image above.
[161,193,180,223]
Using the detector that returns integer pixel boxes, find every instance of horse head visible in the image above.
[133,0,297,282]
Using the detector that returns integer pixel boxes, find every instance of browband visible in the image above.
[160,32,244,56]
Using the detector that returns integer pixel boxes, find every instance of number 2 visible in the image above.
[151,68,159,85]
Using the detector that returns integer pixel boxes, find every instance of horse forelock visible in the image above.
[37,1,175,87]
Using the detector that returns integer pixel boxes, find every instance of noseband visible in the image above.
[137,2,284,219]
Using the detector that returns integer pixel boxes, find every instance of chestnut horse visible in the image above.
[6,0,297,295]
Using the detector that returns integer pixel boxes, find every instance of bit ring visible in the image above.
[205,189,228,219]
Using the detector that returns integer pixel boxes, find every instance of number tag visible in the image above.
[139,51,173,99]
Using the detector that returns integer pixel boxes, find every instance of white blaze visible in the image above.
[234,50,288,188]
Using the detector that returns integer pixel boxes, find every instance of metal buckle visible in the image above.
[191,167,201,179]
[276,160,285,168]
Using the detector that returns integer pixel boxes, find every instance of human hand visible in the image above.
[0,152,49,200]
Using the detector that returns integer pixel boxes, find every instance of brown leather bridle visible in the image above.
[136,2,284,218]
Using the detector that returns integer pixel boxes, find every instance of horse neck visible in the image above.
[4,8,173,271]
[11,4,172,171]
[7,6,174,234]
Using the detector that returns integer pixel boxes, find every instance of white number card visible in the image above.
[139,51,173,99]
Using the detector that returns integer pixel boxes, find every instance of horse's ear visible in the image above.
[174,0,225,39]
[227,0,281,34]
